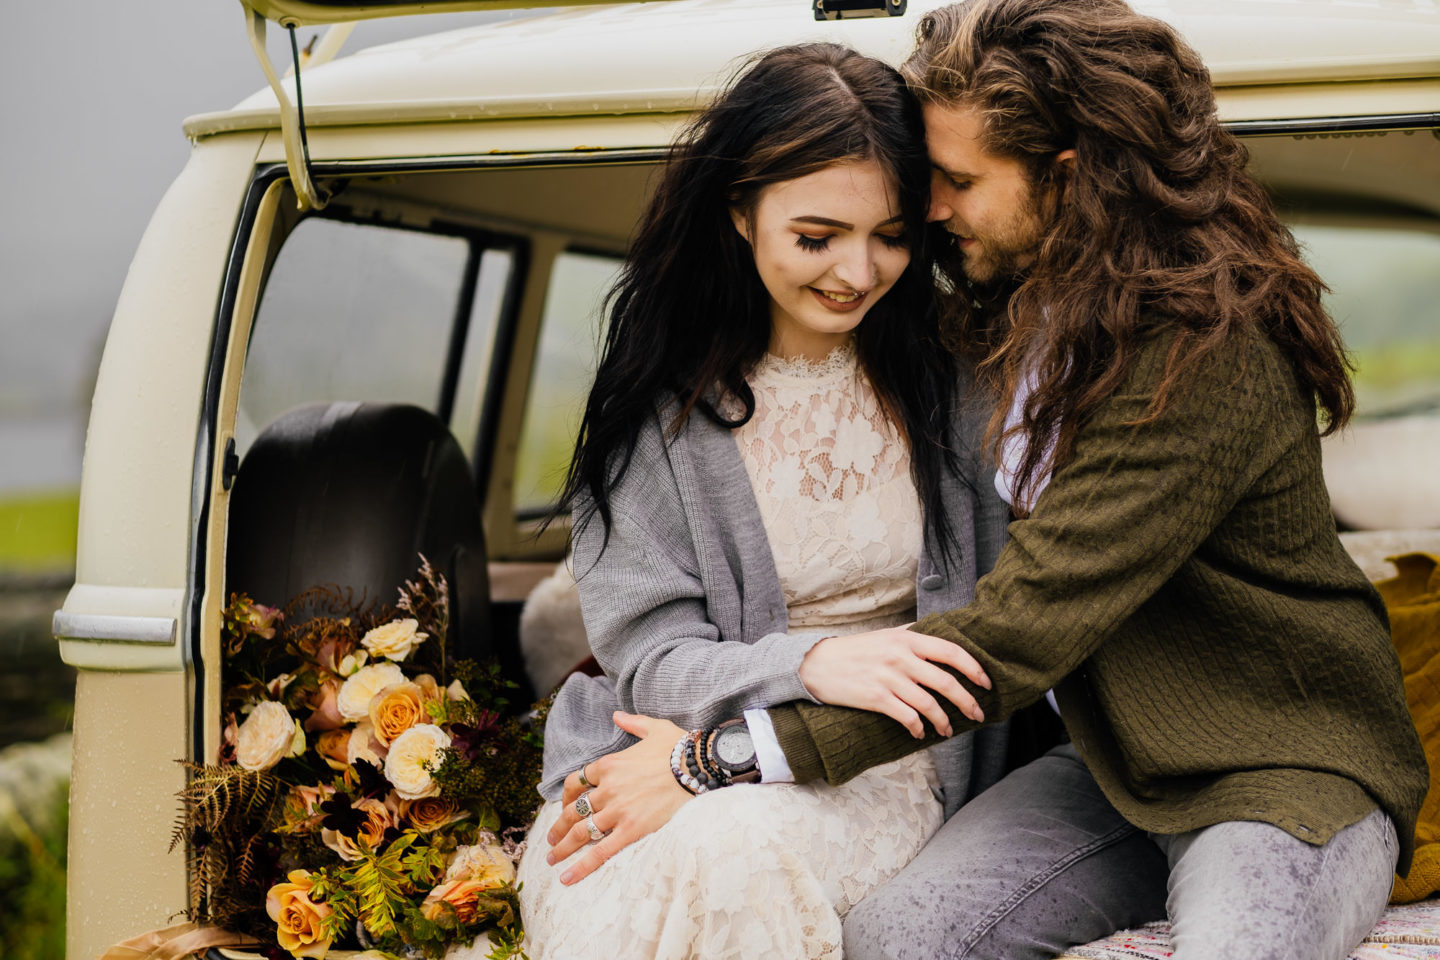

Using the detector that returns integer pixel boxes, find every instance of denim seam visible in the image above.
[948,821,1141,960]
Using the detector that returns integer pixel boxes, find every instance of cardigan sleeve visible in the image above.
[571,421,824,731]
[770,329,1286,784]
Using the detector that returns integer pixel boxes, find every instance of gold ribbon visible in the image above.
[97,921,264,960]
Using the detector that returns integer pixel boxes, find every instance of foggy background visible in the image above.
[0,2,536,497]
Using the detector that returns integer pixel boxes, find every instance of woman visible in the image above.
[516,43,1013,959]
[540,3,1428,960]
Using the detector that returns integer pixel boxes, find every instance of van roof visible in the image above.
[184,0,1440,139]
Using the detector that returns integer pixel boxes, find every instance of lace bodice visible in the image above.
[730,341,922,632]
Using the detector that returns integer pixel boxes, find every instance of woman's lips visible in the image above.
[809,287,868,312]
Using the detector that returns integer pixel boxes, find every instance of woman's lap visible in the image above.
[518,753,943,960]
[843,744,1397,960]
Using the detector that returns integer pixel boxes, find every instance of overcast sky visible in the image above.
[0,2,531,490]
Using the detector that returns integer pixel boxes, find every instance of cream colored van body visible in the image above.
[58,1,1438,957]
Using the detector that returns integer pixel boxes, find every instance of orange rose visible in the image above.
[399,796,467,833]
[368,681,425,746]
[265,869,332,958]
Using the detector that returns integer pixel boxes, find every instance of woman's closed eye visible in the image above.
[794,232,909,253]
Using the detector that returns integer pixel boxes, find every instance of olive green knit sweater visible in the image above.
[769,326,1428,871]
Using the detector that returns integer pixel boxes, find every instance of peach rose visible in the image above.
[368,681,425,746]
[384,723,451,799]
[399,796,468,833]
[320,797,396,862]
[360,618,428,662]
[265,869,332,958]
[336,662,405,722]
[236,701,305,772]
[304,678,346,732]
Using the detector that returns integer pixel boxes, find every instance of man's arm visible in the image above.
[770,329,1287,784]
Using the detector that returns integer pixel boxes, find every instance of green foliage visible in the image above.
[0,491,77,571]
[0,781,68,960]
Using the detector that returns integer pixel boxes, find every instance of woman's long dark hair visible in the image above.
[561,43,966,566]
[904,0,1355,508]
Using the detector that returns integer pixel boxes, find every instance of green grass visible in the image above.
[0,493,78,572]
[0,782,67,960]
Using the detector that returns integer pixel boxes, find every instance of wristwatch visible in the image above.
[708,719,761,784]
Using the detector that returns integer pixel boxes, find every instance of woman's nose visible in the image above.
[833,245,878,292]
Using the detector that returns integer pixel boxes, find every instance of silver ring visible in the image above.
[578,763,595,788]
[584,813,605,842]
[574,789,595,819]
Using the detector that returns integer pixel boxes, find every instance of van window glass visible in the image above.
[236,218,472,456]
[1299,223,1440,529]
[450,247,515,461]
[512,251,621,515]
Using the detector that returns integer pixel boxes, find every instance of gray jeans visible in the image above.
[844,744,1398,960]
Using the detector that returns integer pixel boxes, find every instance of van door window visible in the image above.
[237,217,508,461]
[512,250,622,517]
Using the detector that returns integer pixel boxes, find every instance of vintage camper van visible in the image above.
[56,0,1439,957]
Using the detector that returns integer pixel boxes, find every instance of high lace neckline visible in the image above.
[752,339,857,384]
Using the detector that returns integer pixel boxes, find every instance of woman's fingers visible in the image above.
[909,632,991,690]
[548,803,619,865]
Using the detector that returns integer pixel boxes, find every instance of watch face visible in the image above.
[715,726,755,766]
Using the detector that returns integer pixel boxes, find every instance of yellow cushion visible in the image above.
[1383,553,1440,905]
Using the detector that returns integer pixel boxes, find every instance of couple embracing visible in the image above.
[513,1,1427,958]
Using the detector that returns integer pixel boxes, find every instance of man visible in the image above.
[770,2,1427,957]
[546,3,1426,958]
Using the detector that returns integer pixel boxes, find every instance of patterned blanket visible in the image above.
[1061,900,1440,959]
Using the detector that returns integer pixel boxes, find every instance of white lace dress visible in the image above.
[516,343,943,960]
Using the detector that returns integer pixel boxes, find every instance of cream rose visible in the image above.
[346,720,387,769]
[384,723,451,799]
[265,869,333,958]
[320,797,396,862]
[236,701,305,772]
[368,681,425,746]
[444,839,516,886]
[336,662,405,721]
[360,618,429,662]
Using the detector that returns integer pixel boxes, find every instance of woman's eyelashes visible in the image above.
[792,232,909,252]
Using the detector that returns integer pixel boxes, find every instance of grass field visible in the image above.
[0,493,78,573]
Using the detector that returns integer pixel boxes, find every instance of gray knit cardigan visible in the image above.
[538,371,1014,817]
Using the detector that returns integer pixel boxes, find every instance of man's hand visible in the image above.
[545,711,693,884]
[797,625,988,737]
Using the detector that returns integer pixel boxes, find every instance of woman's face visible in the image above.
[733,160,911,360]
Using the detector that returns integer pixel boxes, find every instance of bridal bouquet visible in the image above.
[171,557,544,959]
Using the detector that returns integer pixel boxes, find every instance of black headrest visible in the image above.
[226,402,491,663]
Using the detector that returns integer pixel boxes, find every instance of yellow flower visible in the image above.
[444,839,516,886]
[265,869,333,958]
[368,681,425,746]
[336,662,405,722]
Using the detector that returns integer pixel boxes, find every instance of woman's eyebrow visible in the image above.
[790,215,904,229]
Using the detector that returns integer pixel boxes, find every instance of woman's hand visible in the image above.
[545,711,693,884]
[797,626,990,737]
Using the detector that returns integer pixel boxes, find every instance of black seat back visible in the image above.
[226,402,491,663]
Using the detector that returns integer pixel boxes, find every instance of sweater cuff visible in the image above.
[768,703,825,783]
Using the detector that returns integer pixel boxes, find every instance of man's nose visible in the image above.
[927,194,952,223]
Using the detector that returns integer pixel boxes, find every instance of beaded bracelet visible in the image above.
[670,729,729,795]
